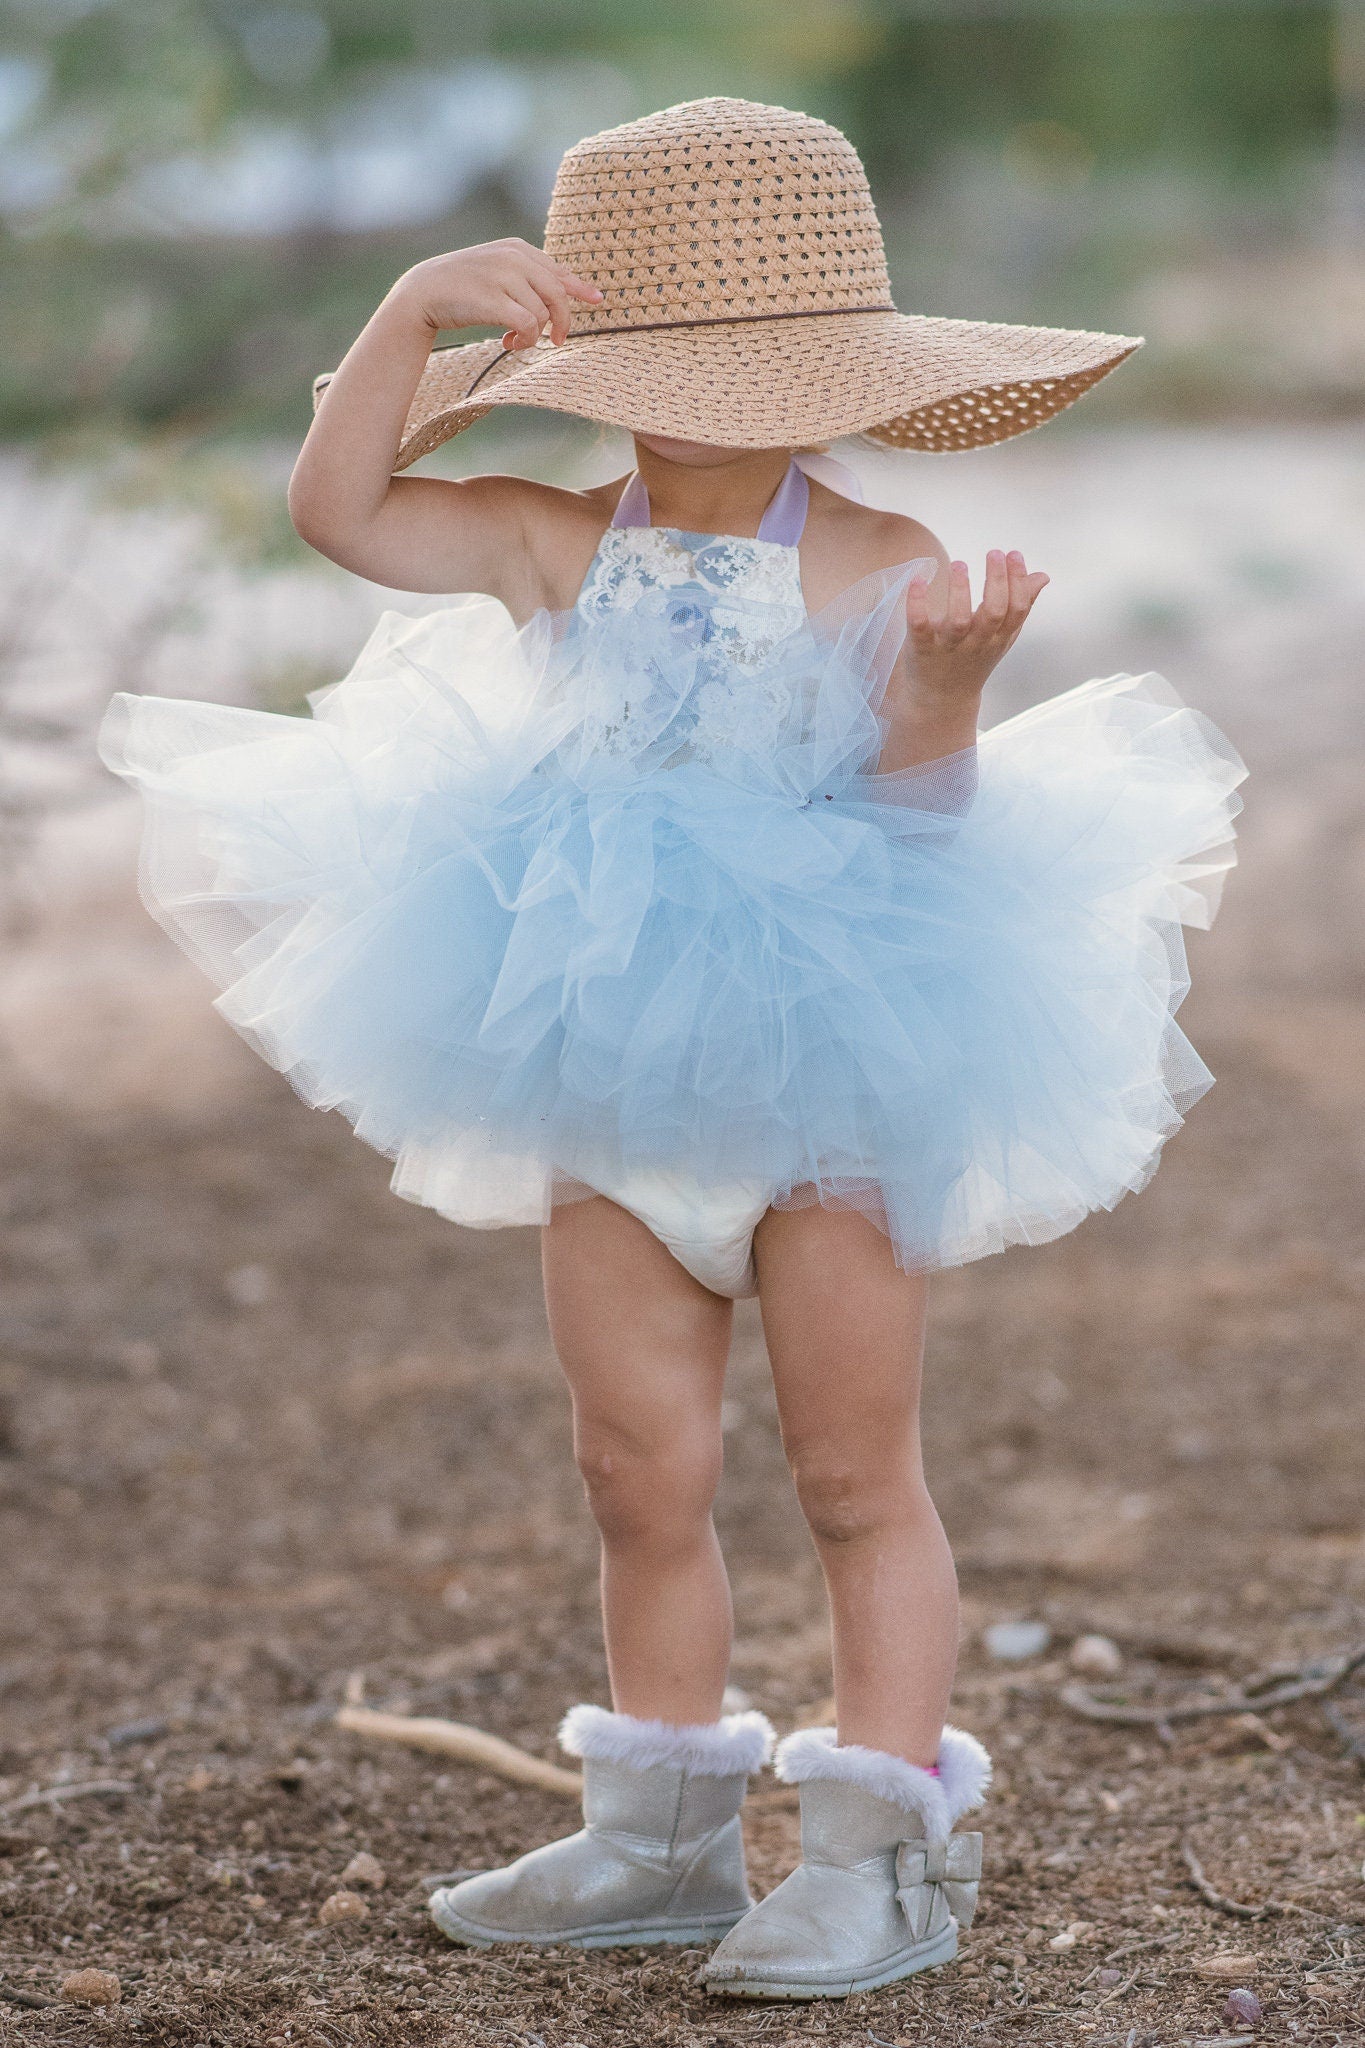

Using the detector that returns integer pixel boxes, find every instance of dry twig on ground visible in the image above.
[0,1983,61,2011]
[333,1705,583,1795]
[1062,1643,1365,1726]
[0,1779,136,1817]
[1180,1837,1273,1919]
[1179,1837,1335,1924]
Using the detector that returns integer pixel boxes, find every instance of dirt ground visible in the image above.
[2,428,1363,2045]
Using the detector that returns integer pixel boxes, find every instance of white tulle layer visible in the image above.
[98,578,1245,1270]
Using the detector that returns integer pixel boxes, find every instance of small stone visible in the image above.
[182,1766,215,1793]
[1069,1633,1124,1679]
[61,1969,121,2007]
[318,1889,369,1927]
[1224,1987,1263,2024]
[1194,1952,1257,1980]
[984,1619,1052,1662]
[1048,1920,1094,1951]
[243,1893,268,1911]
[1097,1966,1123,1985]
[105,1715,169,1748]
[340,1852,386,1890]
[224,1262,272,1308]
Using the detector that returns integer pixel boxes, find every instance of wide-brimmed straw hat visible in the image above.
[316,97,1141,468]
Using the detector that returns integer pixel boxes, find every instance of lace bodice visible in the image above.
[559,464,816,772]
[572,523,811,761]
[576,523,806,654]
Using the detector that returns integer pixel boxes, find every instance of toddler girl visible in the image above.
[100,98,1244,2000]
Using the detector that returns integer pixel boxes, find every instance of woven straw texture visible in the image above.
[313,98,1140,464]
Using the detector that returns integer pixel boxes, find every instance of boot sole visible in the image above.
[704,1919,958,1999]
[430,1892,748,1951]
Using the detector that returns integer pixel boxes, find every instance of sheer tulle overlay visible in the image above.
[98,545,1245,1271]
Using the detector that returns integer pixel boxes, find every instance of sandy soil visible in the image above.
[1,427,1363,2045]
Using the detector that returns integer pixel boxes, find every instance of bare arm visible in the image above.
[287,239,602,604]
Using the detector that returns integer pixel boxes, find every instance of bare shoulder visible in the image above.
[456,470,615,531]
[454,471,621,617]
[800,480,948,610]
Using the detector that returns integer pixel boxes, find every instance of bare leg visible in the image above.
[542,1194,735,1724]
[754,1202,957,1767]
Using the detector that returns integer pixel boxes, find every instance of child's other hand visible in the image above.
[394,240,604,349]
[905,551,1049,700]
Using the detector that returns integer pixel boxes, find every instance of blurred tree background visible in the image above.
[0,0,1359,454]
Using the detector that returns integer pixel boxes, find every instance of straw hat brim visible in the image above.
[316,310,1142,470]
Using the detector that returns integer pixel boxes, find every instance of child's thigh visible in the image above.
[754,1201,928,1451]
[542,1194,733,1444]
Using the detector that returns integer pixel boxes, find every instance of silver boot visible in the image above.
[429,1705,773,1949]
[704,1723,990,2000]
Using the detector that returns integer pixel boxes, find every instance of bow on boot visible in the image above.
[895,1831,983,1943]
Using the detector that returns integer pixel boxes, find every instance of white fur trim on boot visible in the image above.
[559,1704,775,1777]
[774,1724,990,1843]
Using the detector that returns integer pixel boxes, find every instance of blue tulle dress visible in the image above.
[98,459,1245,1294]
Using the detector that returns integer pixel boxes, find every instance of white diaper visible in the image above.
[584,1164,772,1298]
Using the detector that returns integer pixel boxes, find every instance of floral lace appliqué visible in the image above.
[571,526,809,769]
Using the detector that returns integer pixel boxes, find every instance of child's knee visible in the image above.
[574,1420,722,1544]
[788,1444,925,1547]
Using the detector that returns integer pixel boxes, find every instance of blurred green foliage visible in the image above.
[0,1,1346,446]
[848,7,1334,174]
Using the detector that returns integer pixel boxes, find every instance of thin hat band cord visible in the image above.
[460,302,899,400]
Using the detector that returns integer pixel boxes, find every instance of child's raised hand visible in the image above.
[906,551,1049,700]
[396,239,604,350]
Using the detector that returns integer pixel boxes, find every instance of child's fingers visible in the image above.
[946,560,972,632]
[993,554,1048,635]
[499,321,545,354]
[532,270,575,345]
[551,263,605,304]
[979,549,1009,628]
[497,287,551,350]
[906,574,934,634]
[1001,552,1027,623]
[526,257,602,339]
[1003,552,1026,615]
[1017,567,1049,615]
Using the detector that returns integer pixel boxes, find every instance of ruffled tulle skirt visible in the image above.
[98,591,1245,1270]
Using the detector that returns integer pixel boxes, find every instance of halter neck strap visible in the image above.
[759,459,809,546]
[609,458,809,547]
[609,471,651,530]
